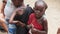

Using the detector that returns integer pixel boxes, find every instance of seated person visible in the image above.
[28,0,48,34]
[9,6,33,34]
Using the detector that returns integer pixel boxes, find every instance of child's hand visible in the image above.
[31,28,40,34]
[9,21,19,24]
[27,25,32,29]
[27,23,34,29]
[17,21,26,27]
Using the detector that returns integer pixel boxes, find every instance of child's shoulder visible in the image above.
[29,13,35,18]
[41,15,47,22]
[30,13,35,17]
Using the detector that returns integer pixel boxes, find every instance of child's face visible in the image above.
[17,7,25,15]
[33,5,45,18]
[12,0,23,7]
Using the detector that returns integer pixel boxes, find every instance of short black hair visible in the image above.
[2,0,7,3]
[35,0,48,9]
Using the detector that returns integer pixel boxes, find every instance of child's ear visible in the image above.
[33,7,35,10]
[45,8,47,11]
[43,7,46,11]
[33,7,35,9]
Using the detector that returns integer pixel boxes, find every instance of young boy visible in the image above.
[28,0,48,34]
[9,6,33,34]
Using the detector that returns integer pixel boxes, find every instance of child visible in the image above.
[1,0,7,16]
[28,0,48,34]
[9,6,33,34]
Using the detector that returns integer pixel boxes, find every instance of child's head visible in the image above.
[16,6,25,15]
[12,0,24,7]
[33,0,48,18]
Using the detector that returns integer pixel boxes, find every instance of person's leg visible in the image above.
[8,24,16,34]
[0,18,8,32]
[5,18,16,34]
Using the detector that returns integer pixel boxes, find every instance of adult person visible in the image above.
[1,0,26,34]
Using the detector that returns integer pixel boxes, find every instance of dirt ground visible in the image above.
[0,0,60,34]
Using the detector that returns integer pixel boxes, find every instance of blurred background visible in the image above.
[0,0,60,34]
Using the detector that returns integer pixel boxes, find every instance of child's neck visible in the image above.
[36,15,44,21]
[36,16,42,19]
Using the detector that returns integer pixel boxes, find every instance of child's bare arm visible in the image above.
[1,0,7,16]
[0,18,8,32]
[9,11,19,24]
[9,8,24,24]
[31,28,46,34]
[43,19,48,34]
[31,19,48,34]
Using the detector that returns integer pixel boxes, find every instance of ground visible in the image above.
[0,0,60,34]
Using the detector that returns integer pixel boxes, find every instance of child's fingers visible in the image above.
[31,23,34,28]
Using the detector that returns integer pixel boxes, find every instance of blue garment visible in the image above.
[5,18,16,34]
[8,27,16,34]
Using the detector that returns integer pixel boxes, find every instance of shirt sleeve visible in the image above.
[28,15,32,25]
[27,13,34,25]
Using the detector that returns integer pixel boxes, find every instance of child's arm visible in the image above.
[43,19,48,34]
[0,18,8,32]
[9,7,25,24]
[31,28,46,34]
[1,0,7,16]
[9,12,32,28]
[9,8,29,27]
[9,10,19,24]
[31,19,48,34]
